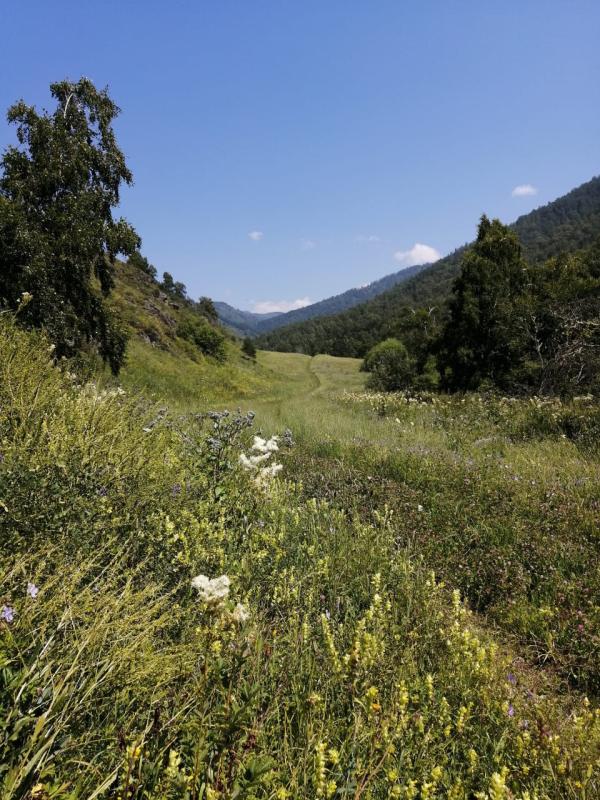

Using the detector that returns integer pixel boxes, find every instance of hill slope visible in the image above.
[214,301,282,337]
[108,261,274,408]
[249,260,430,334]
[257,175,600,356]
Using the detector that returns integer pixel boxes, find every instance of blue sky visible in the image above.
[1,1,598,312]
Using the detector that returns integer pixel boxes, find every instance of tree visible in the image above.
[128,250,157,278]
[176,316,226,361]
[161,271,187,300]
[362,338,415,391]
[437,216,529,391]
[524,242,600,395]
[0,78,139,373]
[197,296,218,322]
[241,336,257,359]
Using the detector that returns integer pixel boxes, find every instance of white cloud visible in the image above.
[394,242,440,267]
[252,297,312,314]
[301,239,316,251]
[512,184,538,197]
[356,234,381,243]
[248,230,264,241]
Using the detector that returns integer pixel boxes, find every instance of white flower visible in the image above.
[239,452,270,471]
[417,504,424,512]
[255,462,283,485]
[251,435,279,454]
[232,602,250,625]
[191,574,230,606]
[251,435,267,452]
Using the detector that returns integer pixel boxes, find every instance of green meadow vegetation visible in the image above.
[2,322,600,798]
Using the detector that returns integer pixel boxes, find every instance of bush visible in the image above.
[362,338,415,391]
[176,315,226,360]
[242,336,257,359]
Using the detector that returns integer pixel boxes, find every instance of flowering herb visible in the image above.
[27,582,39,599]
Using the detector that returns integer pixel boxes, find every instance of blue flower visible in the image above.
[1,605,15,623]
[27,582,39,599]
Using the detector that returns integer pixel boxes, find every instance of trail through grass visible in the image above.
[220,351,600,694]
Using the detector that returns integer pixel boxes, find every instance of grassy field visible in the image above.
[2,326,600,799]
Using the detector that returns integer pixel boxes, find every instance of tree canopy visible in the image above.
[0,78,139,372]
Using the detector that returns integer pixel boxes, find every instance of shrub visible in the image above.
[242,336,257,359]
[176,315,226,360]
[362,338,415,391]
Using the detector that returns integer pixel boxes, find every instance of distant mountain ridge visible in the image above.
[214,301,282,337]
[215,261,430,336]
[256,175,600,356]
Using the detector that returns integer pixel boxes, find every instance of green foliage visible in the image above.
[128,249,157,278]
[362,338,415,391]
[438,216,529,391]
[0,78,139,373]
[241,336,257,359]
[161,271,187,300]
[176,314,226,360]
[196,295,218,322]
[257,176,600,360]
[1,324,600,797]
[524,242,600,395]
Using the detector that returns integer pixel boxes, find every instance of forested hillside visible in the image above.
[216,263,429,336]
[257,176,600,356]
[253,261,429,333]
[214,301,281,336]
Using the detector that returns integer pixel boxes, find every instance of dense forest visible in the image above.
[256,176,600,358]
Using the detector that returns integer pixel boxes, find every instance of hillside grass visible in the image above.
[2,323,600,798]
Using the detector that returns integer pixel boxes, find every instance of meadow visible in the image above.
[2,322,600,799]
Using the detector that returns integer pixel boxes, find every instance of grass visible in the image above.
[2,321,600,798]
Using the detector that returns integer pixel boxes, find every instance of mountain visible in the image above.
[251,261,430,334]
[214,301,282,337]
[215,263,430,337]
[256,176,600,357]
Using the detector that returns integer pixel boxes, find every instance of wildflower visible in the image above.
[232,602,250,625]
[507,704,515,718]
[26,582,39,599]
[1,605,15,623]
[191,574,230,607]
[256,462,283,483]
[417,504,424,512]
[239,452,270,470]
[252,435,279,454]
[507,672,517,685]
[314,741,327,797]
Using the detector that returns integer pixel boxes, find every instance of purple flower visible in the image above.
[507,672,517,685]
[172,482,182,497]
[507,704,515,718]
[1,605,15,623]
[27,582,39,599]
